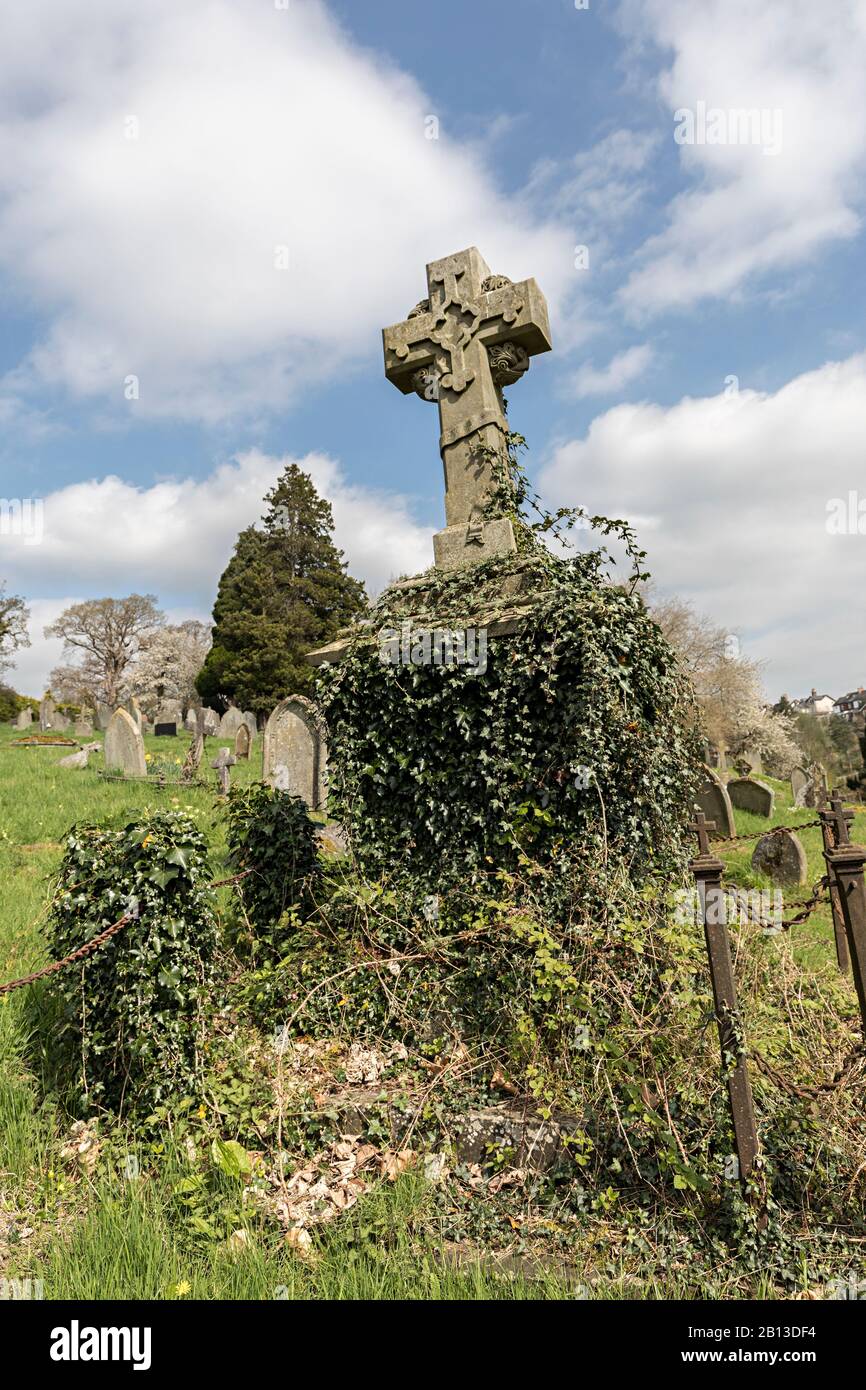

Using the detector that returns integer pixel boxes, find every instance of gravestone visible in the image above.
[39,697,56,731]
[154,722,177,737]
[262,694,327,809]
[202,707,219,736]
[751,828,808,886]
[73,718,94,737]
[217,706,244,739]
[383,246,551,570]
[104,708,147,776]
[57,742,101,770]
[15,708,33,730]
[180,708,206,781]
[727,777,774,818]
[95,702,112,731]
[211,747,236,795]
[790,766,809,802]
[242,711,257,737]
[694,767,736,839]
[184,709,197,732]
[52,711,70,732]
[234,723,251,760]
[124,696,143,729]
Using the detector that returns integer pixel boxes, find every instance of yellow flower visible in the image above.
[197,1104,206,1119]
[174,1280,191,1297]
[338,997,349,1007]
[141,834,153,847]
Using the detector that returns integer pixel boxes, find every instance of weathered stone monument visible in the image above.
[95,702,112,731]
[234,723,251,760]
[211,747,236,795]
[382,246,551,570]
[217,706,244,739]
[14,708,33,730]
[694,767,736,839]
[242,711,257,736]
[39,696,55,731]
[73,717,94,737]
[104,708,147,777]
[727,776,774,818]
[124,696,143,729]
[262,695,327,809]
[751,828,808,885]
[57,742,101,770]
[790,766,809,802]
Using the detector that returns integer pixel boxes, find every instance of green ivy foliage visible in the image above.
[45,811,219,1118]
[317,545,703,894]
[225,782,320,960]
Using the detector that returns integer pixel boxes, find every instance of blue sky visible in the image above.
[1,0,865,699]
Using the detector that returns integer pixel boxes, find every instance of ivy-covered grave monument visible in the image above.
[308,246,702,900]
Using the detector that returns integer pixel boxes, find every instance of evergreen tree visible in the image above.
[196,464,365,713]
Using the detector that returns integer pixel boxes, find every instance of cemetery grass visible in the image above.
[2,728,865,1301]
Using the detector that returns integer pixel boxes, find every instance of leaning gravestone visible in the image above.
[95,702,112,731]
[727,776,774,818]
[242,711,257,736]
[57,742,101,771]
[751,828,808,886]
[15,708,33,730]
[104,708,147,777]
[234,723,251,760]
[202,707,219,736]
[790,766,809,802]
[184,709,197,732]
[262,694,327,809]
[52,711,70,732]
[217,706,244,739]
[694,767,736,839]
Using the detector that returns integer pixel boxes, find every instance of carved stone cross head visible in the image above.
[383,247,551,570]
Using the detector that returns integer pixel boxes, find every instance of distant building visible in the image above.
[790,687,836,719]
[833,687,866,730]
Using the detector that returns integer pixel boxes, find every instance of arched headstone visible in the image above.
[262,694,327,809]
[751,828,807,885]
[217,706,244,738]
[234,723,251,760]
[727,777,774,818]
[104,708,147,776]
[694,767,736,839]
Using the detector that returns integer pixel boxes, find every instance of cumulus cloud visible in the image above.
[568,343,653,398]
[541,352,866,698]
[0,0,570,425]
[3,449,432,692]
[617,0,866,314]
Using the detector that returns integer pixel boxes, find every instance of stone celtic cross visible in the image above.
[383,247,551,569]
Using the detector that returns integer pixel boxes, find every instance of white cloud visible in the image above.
[0,0,570,425]
[3,449,432,693]
[617,0,866,313]
[541,352,866,698]
[569,343,653,398]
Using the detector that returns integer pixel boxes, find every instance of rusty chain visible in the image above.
[720,876,829,932]
[0,867,255,999]
[752,1045,865,1100]
[713,818,823,846]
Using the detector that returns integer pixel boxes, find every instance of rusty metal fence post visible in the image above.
[819,794,852,974]
[689,811,760,1191]
[822,793,866,1038]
